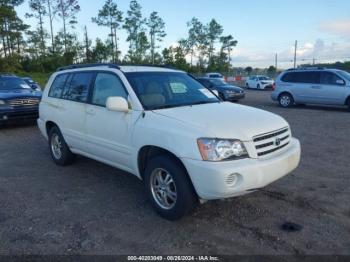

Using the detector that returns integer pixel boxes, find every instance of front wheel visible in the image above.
[144,155,198,220]
[279,93,294,108]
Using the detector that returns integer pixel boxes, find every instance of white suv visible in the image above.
[38,64,301,220]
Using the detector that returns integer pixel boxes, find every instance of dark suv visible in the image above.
[0,75,42,123]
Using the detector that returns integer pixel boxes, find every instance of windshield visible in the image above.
[337,70,350,81]
[0,77,31,90]
[258,76,271,81]
[125,72,220,110]
[208,78,226,85]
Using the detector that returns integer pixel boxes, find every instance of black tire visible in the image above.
[278,93,294,108]
[346,98,350,111]
[144,155,198,220]
[48,126,75,166]
[219,92,225,101]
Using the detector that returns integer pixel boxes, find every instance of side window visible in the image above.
[320,72,344,85]
[199,79,210,88]
[92,73,127,107]
[48,74,68,98]
[296,72,320,84]
[63,72,94,102]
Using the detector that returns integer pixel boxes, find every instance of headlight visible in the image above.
[197,138,248,161]
[0,99,6,105]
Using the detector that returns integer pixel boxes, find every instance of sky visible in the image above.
[16,0,350,68]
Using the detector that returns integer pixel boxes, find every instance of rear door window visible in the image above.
[49,74,68,98]
[320,72,344,85]
[62,72,94,103]
[282,72,320,84]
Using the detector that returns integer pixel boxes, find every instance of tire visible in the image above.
[144,155,198,220]
[279,93,294,108]
[346,98,350,111]
[48,126,75,166]
[219,92,225,101]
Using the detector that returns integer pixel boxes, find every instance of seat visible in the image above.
[140,81,166,108]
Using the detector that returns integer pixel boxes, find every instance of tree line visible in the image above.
[0,0,238,74]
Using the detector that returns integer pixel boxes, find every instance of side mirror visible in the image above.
[106,96,129,112]
[336,79,345,85]
[212,89,219,96]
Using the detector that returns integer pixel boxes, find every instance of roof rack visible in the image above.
[120,64,176,69]
[57,63,120,71]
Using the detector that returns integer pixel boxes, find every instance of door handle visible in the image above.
[311,86,322,89]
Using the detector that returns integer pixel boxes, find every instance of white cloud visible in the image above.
[320,19,350,38]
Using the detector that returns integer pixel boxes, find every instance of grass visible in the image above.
[16,71,52,88]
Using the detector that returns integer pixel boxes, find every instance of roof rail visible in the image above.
[119,64,177,69]
[287,67,325,71]
[57,63,120,71]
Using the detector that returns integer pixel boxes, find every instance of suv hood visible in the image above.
[0,89,42,99]
[153,102,288,141]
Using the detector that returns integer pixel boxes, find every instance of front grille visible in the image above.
[8,98,40,107]
[253,127,290,157]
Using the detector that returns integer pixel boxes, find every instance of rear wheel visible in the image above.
[144,155,198,220]
[279,93,294,108]
[48,126,75,166]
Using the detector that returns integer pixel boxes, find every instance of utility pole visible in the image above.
[275,53,278,72]
[293,40,298,68]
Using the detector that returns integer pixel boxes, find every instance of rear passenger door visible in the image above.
[59,71,95,151]
[318,72,346,105]
[85,72,133,172]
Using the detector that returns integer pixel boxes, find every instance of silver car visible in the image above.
[271,68,350,110]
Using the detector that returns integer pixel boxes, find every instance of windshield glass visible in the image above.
[0,77,31,90]
[208,78,226,85]
[125,72,220,110]
[258,76,271,81]
[337,71,350,81]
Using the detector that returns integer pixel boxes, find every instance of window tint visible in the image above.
[49,74,68,98]
[92,73,127,106]
[63,72,94,102]
[320,72,344,85]
[198,79,211,88]
[282,72,320,84]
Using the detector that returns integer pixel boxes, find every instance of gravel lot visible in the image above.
[0,90,349,255]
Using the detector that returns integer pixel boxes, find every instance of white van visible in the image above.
[38,64,301,220]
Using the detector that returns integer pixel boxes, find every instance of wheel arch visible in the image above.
[137,145,198,195]
[45,120,59,136]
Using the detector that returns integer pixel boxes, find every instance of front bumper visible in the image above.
[224,92,245,101]
[182,138,301,200]
[0,108,38,122]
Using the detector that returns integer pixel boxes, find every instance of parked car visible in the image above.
[205,72,225,80]
[22,77,41,91]
[0,75,42,123]
[197,77,245,102]
[246,75,274,90]
[38,64,301,220]
[271,68,350,110]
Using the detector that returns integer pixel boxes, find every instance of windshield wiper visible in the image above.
[189,100,219,106]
